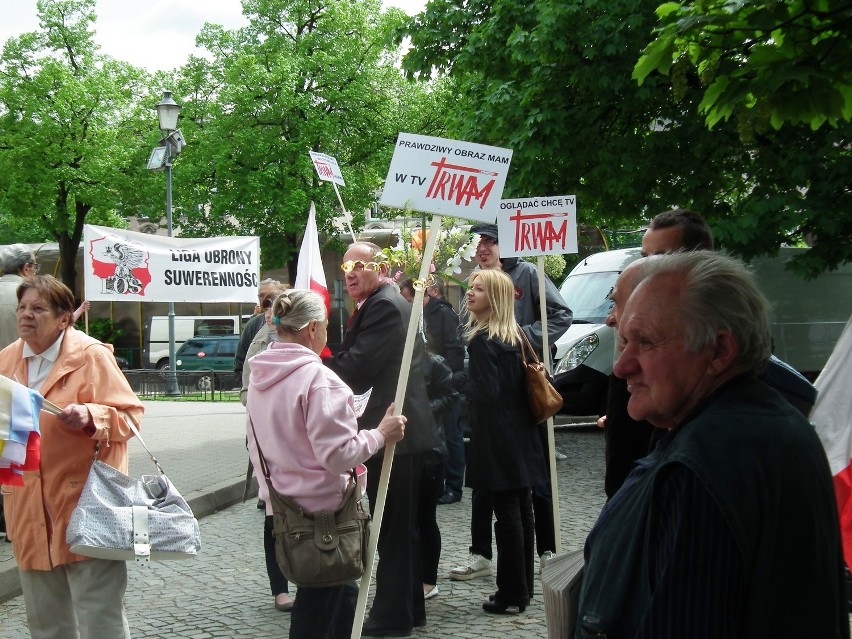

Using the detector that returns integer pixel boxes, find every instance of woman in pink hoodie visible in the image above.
[246,289,406,639]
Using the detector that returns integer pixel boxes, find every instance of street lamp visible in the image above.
[151,90,185,397]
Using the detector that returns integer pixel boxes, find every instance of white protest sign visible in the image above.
[309,151,346,186]
[496,196,578,257]
[83,225,259,303]
[380,133,512,222]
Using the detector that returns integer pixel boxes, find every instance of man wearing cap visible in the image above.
[469,223,572,356]
[449,223,572,581]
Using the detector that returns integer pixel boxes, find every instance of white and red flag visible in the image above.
[294,202,331,357]
[811,316,852,570]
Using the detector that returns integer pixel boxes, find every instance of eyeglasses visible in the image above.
[341,260,383,274]
[260,298,273,310]
[477,237,497,247]
[26,262,41,274]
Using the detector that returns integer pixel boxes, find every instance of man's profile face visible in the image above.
[613,275,716,429]
[641,226,684,257]
[605,263,642,330]
[342,245,383,303]
[475,235,501,270]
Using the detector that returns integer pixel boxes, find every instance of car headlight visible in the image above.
[554,334,599,374]
[176,359,182,366]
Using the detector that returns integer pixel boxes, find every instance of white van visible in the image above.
[143,315,244,369]
[551,247,852,416]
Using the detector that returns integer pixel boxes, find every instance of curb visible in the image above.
[0,477,258,605]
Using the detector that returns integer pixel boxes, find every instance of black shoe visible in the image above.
[482,598,527,614]
[361,617,412,637]
[257,499,265,510]
[437,491,461,505]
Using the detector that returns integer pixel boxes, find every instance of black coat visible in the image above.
[423,298,465,374]
[465,333,546,492]
[325,283,441,457]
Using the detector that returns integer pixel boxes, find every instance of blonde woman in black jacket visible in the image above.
[464,269,546,614]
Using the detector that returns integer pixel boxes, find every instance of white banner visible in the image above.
[83,225,259,303]
[496,196,578,257]
[309,151,346,186]
[379,133,512,222]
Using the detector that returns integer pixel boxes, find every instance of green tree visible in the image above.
[173,0,451,278]
[633,0,852,132]
[0,0,157,292]
[402,0,851,276]
[400,0,754,232]
[634,0,852,275]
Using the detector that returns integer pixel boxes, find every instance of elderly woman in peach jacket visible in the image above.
[0,275,143,639]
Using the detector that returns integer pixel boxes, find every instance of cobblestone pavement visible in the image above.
[0,426,607,638]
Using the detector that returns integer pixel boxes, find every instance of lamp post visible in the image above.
[156,91,182,397]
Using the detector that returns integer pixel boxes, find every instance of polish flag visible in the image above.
[295,202,332,357]
[811,316,852,570]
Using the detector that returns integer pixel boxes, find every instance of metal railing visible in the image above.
[122,369,241,401]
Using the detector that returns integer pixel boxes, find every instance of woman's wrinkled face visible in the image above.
[16,288,71,353]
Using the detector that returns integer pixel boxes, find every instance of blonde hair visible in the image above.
[464,269,519,345]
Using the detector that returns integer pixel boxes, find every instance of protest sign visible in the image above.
[83,225,259,303]
[379,133,512,222]
[497,195,578,257]
[309,151,346,186]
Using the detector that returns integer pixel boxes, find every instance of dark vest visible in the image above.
[577,376,847,639]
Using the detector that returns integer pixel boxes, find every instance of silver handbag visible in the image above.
[66,419,201,563]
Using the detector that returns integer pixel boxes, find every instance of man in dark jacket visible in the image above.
[325,242,443,637]
[578,251,848,639]
[413,277,467,504]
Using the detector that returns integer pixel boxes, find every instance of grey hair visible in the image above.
[259,277,281,287]
[637,252,771,374]
[1,244,36,275]
[272,289,326,333]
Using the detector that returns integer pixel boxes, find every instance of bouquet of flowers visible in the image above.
[378,219,479,288]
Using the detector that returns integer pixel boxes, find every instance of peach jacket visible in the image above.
[0,327,144,571]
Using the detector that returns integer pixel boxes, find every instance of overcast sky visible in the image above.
[0,0,426,72]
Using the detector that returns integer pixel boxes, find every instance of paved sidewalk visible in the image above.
[0,402,609,637]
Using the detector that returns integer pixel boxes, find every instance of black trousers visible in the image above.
[493,487,535,602]
[365,452,426,632]
[418,454,444,585]
[469,425,555,558]
[289,581,358,639]
[264,515,290,596]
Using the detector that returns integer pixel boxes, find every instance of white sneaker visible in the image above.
[539,550,556,575]
[449,553,492,581]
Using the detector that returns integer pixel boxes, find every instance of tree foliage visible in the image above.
[634,0,852,131]
[174,0,450,277]
[400,0,754,230]
[633,0,852,274]
[0,0,157,291]
[400,0,851,276]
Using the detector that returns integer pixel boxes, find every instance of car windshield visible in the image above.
[559,272,618,324]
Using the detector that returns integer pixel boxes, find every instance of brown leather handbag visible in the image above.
[518,327,563,424]
[249,417,370,587]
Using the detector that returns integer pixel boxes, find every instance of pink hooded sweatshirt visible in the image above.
[246,341,385,514]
